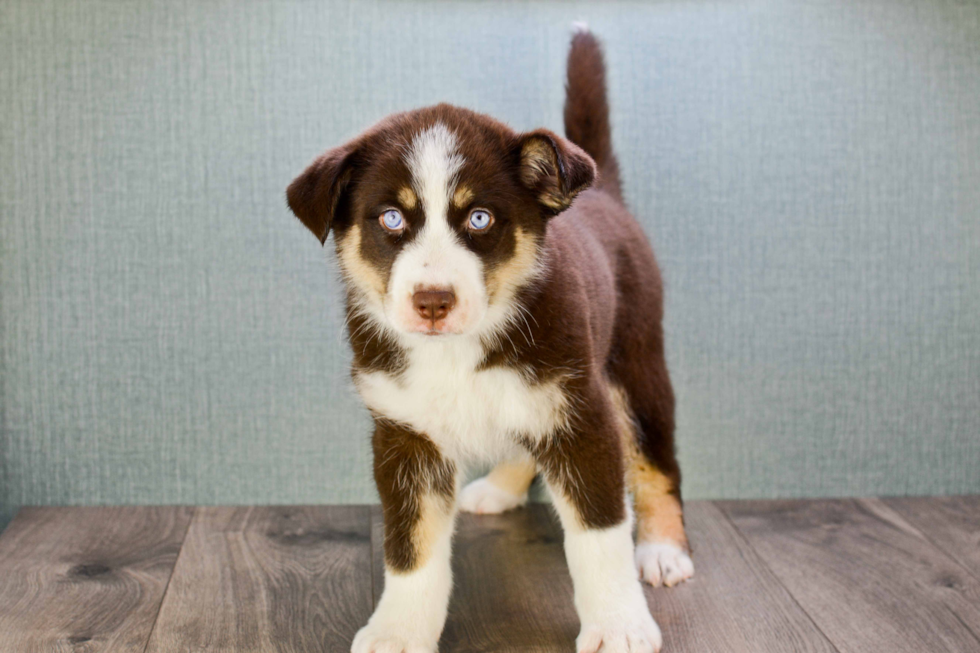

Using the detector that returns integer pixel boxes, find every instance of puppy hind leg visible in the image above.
[609,381,694,588]
[459,457,537,515]
[630,463,693,588]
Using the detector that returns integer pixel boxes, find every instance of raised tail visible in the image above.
[564,25,621,199]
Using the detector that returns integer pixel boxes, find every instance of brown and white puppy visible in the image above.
[287,27,692,653]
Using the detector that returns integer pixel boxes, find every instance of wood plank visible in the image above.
[439,504,579,652]
[882,496,980,580]
[380,502,838,652]
[144,505,373,653]
[722,498,980,653]
[651,502,839,653]
[370,505,384,608]
[0,506,193,653]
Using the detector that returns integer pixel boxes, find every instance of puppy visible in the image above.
[287,28,692,653]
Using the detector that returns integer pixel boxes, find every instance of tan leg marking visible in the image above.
[402,492,455,573]
[459,457,537,515]
[609,383,689,551]
[631,467,688,550]
[486,458,538,496]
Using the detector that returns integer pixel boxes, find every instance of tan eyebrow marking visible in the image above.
[452,184,474,208]
[398,186,418,209]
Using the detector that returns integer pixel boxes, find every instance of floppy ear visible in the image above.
[286,144,358,245]
[515,129,596,214]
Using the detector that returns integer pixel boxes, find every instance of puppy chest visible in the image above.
[354,363,568,457]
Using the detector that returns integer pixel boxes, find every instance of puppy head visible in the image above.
[287,105,595,338]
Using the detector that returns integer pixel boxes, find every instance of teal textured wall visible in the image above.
[2,0,979,528]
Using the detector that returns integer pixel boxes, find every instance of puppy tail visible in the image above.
[564,24,621,199]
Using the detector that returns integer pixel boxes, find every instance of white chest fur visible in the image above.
[354,336,567,463]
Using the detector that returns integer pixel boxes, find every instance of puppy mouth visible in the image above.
[418,322,459,336]
[405,320,468,337]
[394,319,461,336]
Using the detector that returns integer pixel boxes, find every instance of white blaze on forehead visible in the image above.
[406,123,464,225]
[403,122,469,269]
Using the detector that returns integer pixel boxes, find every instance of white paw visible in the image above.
[635,541,695,588]
[459,477,527,514]
[576,612,663,653]
[351,623,436,653]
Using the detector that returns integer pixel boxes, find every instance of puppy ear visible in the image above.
[516,129,596,214]
[286,145,358,245]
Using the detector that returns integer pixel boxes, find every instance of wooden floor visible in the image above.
[0,498,978,652]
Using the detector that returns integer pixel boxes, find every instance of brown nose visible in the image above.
[413,289,456,323]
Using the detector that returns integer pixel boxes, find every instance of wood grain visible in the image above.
[722,498,980,653]
[143,505,373,653]
[883,496,980,580]
[0,506,192,653]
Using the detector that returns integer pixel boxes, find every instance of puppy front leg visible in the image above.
[534,425,662,653]
[352,420,457,653]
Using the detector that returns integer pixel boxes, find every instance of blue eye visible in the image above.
[380,209,404,232]
[468,209,493,231]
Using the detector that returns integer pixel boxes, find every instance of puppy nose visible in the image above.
[413,289,456,322]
